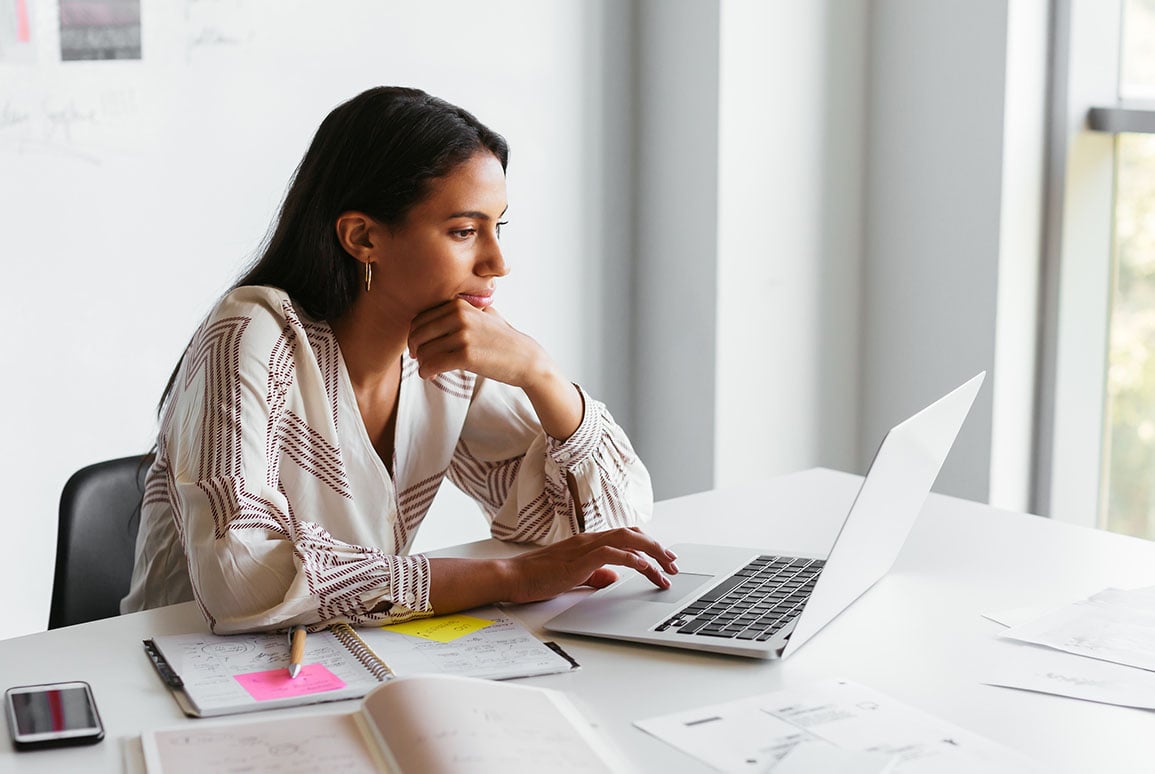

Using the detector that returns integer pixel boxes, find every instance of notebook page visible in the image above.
[150,629,382,716]
[355,606,575,680]
[361,674,630,774]
[140,711,383,774]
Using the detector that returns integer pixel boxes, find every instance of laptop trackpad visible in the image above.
[608,571,713,604]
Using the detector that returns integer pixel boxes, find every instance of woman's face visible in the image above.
[374,151,508,319]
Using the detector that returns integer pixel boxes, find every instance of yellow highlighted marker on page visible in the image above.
[380,614,494,643]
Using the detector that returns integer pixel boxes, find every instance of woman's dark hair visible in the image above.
[158,87,508,413]
[239,86,508,320]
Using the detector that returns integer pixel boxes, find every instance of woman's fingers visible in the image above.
[408,302,469,357]
[408,300,517,381]
[509,528,677,603]
[588,527,678,575]
[584,545,670,589]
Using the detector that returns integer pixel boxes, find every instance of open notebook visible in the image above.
[145,606,577,717]
[142,674,631,774]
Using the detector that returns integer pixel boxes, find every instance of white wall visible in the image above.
[0,0,613,640]
[714,0,866,488]
[631,0,869,501]
[860,0,1048,505]
[631,0,721,499]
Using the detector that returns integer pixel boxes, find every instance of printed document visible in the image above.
[998,587,1155,672]
[983,587,1155,709]
[635,678,1039,773]
[983,637,1155,710]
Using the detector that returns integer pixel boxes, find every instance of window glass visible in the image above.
[1102,0,1155,537]
[1103,133,1155,537]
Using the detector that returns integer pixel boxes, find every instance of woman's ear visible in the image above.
[335,211,378,262]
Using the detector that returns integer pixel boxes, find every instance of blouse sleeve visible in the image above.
[446,378,653,544]
[165,290,430,634]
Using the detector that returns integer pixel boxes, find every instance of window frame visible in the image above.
[1034,0,1125,526]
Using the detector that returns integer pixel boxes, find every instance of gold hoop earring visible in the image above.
[364,261,373,293]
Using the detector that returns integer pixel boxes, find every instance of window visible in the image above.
[1043,0,1155,536]
[1100,0,1155,537]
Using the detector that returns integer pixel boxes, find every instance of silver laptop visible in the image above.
[544,372,985,659]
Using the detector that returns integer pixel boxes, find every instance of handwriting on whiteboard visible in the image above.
[0,89,139,164]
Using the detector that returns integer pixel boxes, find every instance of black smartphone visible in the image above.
[4,681,105,751]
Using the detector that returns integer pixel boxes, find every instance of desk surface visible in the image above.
[3,467,1154,773]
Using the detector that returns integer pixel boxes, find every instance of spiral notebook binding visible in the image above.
[330,623,395,682]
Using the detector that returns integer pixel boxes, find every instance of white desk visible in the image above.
[3,468,1154,772]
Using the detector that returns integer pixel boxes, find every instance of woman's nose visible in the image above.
[478,236,508,277]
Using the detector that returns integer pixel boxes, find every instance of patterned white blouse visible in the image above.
[121,286,653,633]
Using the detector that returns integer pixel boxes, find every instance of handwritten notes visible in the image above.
[143,712,378,774]
[380,613,494,643]
[143,675,629,774]
[149,629,383,716]
[235,664,346,702]
[360,607,575,680]
[366,675,630,773]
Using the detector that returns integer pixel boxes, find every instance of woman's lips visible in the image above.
[458,292,494,309]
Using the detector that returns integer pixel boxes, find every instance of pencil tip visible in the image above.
[288,664,301,679]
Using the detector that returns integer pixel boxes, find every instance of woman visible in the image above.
[121,86,677,633]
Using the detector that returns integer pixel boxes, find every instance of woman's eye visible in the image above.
[451,228,476,239]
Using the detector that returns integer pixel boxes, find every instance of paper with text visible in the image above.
[984,635,1155,709]
[360,607,573,680]
[773,740,896,774]
[999,587,1155,672]
[364,674,630,773]
[142,674,630,774]
[635,679,1040,773]
[142,712,380,774]
[151,629,380,716]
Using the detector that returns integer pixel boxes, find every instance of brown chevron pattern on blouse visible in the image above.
[389,471,448,550]
[264,316,298,488]
[277,412,352,499]
[301,316,342,430]
[447,445,522,515]
[185,316,250,483]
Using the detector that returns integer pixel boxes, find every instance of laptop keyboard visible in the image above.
[656,555,825,641]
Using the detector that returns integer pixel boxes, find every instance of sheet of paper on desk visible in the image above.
[983,636,1155,710]
[998,587,1155,672]
[772,740,897,773]
[634,678,1040,773]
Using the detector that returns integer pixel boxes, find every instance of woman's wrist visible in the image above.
[491,557,522,603]
[427,556,521,612]
[521,367,582,441]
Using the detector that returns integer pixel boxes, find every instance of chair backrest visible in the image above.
[49,454,152,629]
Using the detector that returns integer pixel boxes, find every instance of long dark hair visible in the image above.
[159,87,509,412]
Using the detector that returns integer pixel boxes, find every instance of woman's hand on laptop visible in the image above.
[503,527,679,604]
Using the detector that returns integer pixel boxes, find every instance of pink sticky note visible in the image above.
[234,664,347,701]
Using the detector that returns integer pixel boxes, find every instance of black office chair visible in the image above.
[48,454,152,629]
